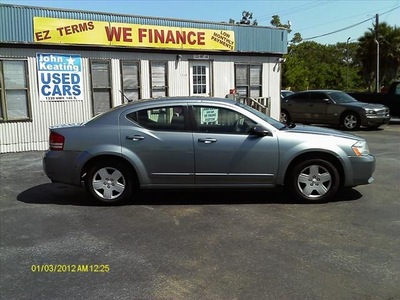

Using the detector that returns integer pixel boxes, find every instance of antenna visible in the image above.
[119,90,132,103]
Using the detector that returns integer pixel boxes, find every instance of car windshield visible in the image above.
[329,91,358,103]
[235,102,286,130]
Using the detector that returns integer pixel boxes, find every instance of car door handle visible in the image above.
[198,138,217,144]
[126,135,144,141]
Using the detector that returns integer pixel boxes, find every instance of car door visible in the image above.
[285,92,313,122]
[191,104,279,185]
[308,92,329,122]
[120,105,195,185]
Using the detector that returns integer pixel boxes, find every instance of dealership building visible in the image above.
[0,4,287,153]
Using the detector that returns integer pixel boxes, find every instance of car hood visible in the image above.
[283,124,360,140]
[342,101,385,109]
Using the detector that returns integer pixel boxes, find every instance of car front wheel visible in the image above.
[342,112,360,130]
[289,159,340,203]
[280,110,291,124]
[86,160,133,204]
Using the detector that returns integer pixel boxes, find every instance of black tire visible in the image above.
[86,160,134,205]
[289,159,340,203]
[341,112,360,130]
[280,110,291,124]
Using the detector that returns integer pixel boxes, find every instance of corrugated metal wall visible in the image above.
[0,47,281,153]
[0,56,93,153]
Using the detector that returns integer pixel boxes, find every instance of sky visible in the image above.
[1,0,399,45]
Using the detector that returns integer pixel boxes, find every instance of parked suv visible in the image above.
[281,90,390,130]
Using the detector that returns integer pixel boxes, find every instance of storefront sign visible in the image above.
[37,53,83,101]
[33,17,235,51]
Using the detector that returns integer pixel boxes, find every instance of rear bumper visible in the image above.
[43,150,89,186]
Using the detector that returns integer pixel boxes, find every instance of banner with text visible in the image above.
[33,17,235,51]
[37,53,83,101]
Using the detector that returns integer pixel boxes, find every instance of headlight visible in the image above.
[364,108,377,115]
[352,141,370,156]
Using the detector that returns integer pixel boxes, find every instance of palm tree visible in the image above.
[356,23,400,92]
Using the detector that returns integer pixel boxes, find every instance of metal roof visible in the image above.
[0,4,287,54]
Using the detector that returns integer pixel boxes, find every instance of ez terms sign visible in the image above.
[37,53,83,101]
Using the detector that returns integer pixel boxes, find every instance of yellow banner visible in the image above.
[33,17,235,51]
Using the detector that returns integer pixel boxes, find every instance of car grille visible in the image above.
[376,108,390,117]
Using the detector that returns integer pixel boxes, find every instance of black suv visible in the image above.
[280,90,390,130]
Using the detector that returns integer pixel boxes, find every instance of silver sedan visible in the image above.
[43,97,375,204]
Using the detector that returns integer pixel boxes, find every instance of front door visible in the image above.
[191,105,279,185]
[189,61,210,96]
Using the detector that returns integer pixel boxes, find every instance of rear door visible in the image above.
[286,92,313,122]
[120,104,195,185]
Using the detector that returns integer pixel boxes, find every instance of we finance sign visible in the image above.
[37,53,83,101]
[33,17,235,51]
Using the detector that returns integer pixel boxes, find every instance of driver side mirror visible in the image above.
[323,98,332,104]
[250,125,272,137]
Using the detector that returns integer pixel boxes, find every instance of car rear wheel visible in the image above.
[342,112,360,130]
[86,160,133,204]
[280,110,291,124]
[289,159,339,203]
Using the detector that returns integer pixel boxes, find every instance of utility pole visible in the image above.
[346,37,350,90]
[375,13,380,93]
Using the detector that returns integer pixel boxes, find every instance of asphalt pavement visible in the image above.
[1,121,399,300]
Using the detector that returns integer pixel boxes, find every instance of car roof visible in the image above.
[87,97,240,124]
[124,96,239,108]
[295,90,342,94]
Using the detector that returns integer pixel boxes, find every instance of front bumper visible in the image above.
[346,154,376,187]
[362,115,391,127]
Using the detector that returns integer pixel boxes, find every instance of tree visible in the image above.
[356,22,400,91]
[282,41,362,91]
[270,15,291,33]
[270,15,303,44]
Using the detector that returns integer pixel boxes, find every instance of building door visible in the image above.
[190,61,210,96]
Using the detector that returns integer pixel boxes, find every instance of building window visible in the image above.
[193,65,206,94]
[90,60,112,115]
[121,61,140,102]
[0,60,30,121]
[235,64,262,98]
[150,62,168,98]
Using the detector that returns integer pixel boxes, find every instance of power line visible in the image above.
[256,0,331,21]
[302,17,374,41]
[302,5,399,41]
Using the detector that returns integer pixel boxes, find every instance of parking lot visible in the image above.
[1,122,400,300]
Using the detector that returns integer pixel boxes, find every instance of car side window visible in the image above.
[127,105,186,131]
[309,93,326,103]
[290,93,309,102]
[192,106,256,134]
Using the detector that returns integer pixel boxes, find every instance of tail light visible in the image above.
[49,132,65,151]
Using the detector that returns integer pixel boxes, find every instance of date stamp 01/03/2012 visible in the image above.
[31,264,110,273]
